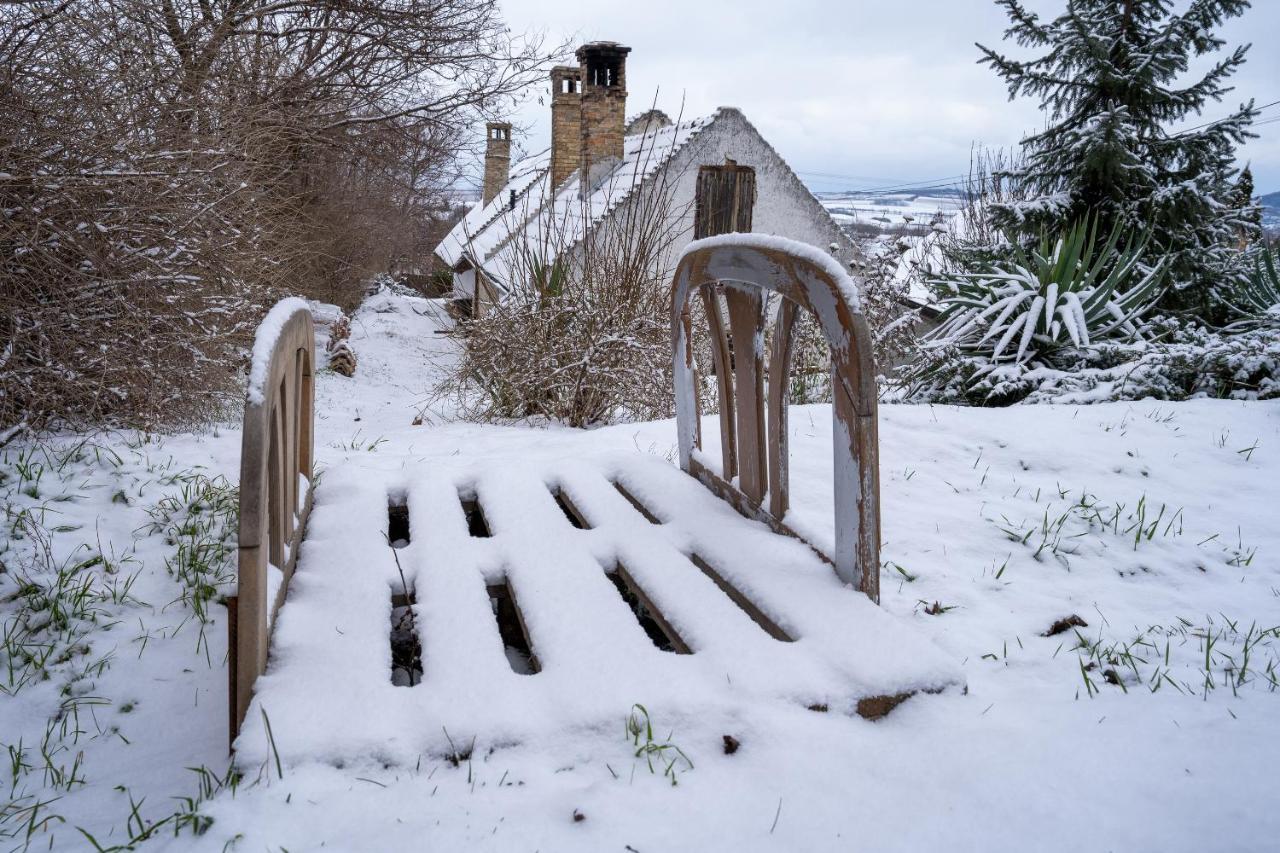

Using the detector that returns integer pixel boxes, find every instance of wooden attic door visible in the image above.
[673,163,881,601]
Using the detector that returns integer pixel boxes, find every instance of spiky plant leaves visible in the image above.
[1222,246,1280,329]
[924,217,1167,366]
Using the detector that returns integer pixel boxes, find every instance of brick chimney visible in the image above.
[482,121,511,206]
[549,66,582,189]
[576,41,631,190]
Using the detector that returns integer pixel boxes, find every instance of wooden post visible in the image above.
[767,299,797,518]
[724,289,767,504]
[694,161,760,494]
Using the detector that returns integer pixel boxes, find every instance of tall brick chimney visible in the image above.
[549,66,582,189]
[576,41,631,190]
[482,121,511,206]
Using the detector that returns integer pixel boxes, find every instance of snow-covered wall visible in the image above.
[672,109,858,266]
[571,108,860,283]
[455,266,477,298]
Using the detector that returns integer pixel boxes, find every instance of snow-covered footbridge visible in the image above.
[225,228,963,765]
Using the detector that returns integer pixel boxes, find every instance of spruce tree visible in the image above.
[978,0,1258,320]
[1232,164,1263,245]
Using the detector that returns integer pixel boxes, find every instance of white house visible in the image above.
[434,42,858,316]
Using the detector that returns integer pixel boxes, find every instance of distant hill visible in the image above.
[818,186,1280,237]
[1260,191,1279,232]
[815,187,966,234]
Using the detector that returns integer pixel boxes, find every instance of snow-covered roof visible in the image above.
[435,110,721,291]
[434,147,552,274]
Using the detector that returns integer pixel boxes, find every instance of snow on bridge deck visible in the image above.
[234,448,961,769]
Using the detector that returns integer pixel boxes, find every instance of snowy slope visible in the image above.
[2,289,1278,852]
[817,188,965,231]
[1260,190,1279,231]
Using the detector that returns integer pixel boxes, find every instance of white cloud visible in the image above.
[495,0,1280,192]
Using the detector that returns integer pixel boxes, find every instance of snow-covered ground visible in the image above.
[817,190,964,231]
[2,289,1278,852]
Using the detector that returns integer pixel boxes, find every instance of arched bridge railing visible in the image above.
[229,298,315,744]
[671,235,881,601]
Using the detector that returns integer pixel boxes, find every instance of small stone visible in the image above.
[572,810,585,823]
[722,735,740,755]
[856,692,914,720]
[1043,615,1088,636]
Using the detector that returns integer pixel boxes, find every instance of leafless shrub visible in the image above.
[780,243,921,404]
[853,244,923,369]
[953,146,1028,248]
[432,131,693,427]
[1,0,558,431]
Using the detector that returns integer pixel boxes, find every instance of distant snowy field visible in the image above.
[1260,190,1279,232]
[2,290,1278,852]
[817,189,964,230]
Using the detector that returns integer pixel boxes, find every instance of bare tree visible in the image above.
[1,0,560,430]
[432,129,694,427]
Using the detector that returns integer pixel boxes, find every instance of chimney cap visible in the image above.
[575,41,632,62]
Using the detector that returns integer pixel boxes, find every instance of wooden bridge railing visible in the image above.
[229,298,315,745]
[671,233,881,602]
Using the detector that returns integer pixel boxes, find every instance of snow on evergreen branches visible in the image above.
[977,0,1258,319]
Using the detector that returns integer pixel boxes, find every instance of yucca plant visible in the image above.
[924,217,1167,365]
[530,258,567,301]
[1223,245,1280,329]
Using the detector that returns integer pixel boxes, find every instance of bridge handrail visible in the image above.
[670,234,881,601]
[230,298,315,744]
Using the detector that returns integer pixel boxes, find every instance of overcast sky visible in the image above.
[494,0,1280,195]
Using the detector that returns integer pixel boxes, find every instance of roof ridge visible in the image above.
[467,164,550,252]
[441,149,551,266]
[480,112,720,274]
[579,111,718,234]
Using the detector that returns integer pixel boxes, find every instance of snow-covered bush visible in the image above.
[0,2,552,431]
[437,262,673,427]
[904,319,1280,406]
[854,236,930,370]
[898,220,1280,406]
